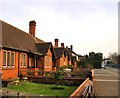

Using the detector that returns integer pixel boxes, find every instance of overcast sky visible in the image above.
[0,0,118,57]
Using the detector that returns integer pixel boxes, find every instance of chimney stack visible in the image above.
[29,20,36,37]
[55,38,59,47]
[70,45,73,51]
[61,43,64,48]
[66,46,68,49]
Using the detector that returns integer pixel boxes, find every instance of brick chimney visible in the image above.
[55,38,59,47]
[70,45,73,51]
[29,20,36,37]
[66,46,68,50]
[61,43,64,48]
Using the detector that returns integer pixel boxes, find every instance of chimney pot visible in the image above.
[55,38,59,47]
[29,20,36,37]
[61,43,64,48]
[70,45,73,51]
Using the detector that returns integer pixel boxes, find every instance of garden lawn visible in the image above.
[8,81,78,96]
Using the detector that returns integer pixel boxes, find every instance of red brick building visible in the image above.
[54,39,68,69]
[65,45,78,71]
[0,20,79,81]
[0,20,56,80]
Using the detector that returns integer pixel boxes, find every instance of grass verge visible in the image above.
[7,81,78,96]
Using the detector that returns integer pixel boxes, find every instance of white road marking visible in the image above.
[94,74,111,76]
[94,79,119,82]
[104,69,118,76]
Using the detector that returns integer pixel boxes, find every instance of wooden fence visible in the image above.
[69,78,96,98]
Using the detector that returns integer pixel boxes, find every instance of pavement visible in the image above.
[2,87,44,96]
[93,67,119,97]
[1,87,45,98]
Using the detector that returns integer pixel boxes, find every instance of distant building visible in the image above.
[54,39,68,69]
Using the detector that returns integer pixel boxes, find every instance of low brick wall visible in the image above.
[27,76,85,86]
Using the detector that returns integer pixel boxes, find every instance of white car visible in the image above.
[101,61,106,69]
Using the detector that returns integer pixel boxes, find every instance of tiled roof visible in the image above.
[65,48,71,60]
[54,47,64,58]
[72,56,77,62]
[0,20,46,55]
[36,42,55,55]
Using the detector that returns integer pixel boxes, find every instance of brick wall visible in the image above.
[1,49,29,80]
[1,49,19,80]
[44,49,52,72]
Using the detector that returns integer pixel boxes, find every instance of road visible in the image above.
[93,67,119,97]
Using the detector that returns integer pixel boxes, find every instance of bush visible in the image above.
[60,65,67,70]
[54,70,64,80]
[45,71,54,78]
[54,70,65,85]
[68,65,74,70]
[85,63,93,69]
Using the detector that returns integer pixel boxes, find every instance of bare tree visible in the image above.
[108,52,118,64]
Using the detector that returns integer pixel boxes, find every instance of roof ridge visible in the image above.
[1,20,45,43]
[1,20,29,35]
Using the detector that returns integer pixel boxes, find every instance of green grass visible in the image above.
[8,81,78,96]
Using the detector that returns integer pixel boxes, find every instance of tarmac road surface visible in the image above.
[93,67,119,97]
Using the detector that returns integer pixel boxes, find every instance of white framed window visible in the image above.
[23,54,26,66]
[7,51,11,67]
[20,53,27,67]
[20,53,23,66]
[11,52,15,67]
[3,50,15,68]
[3,51,7,67]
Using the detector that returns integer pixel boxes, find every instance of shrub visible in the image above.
[85,63,93,69]
[60,65,67,70]
[68,64,74,70]
[54,70,64,80]
[54,70,64,85]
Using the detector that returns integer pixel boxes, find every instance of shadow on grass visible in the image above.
[51,85,64,90]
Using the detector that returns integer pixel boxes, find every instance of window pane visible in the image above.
[31,58,35,67]
[11,52,15,66]
[3,51,6,66]
[20,54,23,66]
[24,54,26,66]
[36,57,38,67]
[7,52,10,66]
